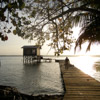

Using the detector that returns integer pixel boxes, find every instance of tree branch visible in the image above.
[49,7,100,21]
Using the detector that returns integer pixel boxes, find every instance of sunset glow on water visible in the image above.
[69,56,100,82]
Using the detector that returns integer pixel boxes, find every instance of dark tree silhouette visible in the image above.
[0,0,100,54]
[0,0,25,41]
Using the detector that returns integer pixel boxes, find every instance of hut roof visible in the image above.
[22,45,41,49]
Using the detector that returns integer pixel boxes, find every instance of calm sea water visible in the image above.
[0,56,100,95]
[0,56,64,95]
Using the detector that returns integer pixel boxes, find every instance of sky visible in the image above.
[0,27,100,55]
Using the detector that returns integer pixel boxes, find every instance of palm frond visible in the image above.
[75,15,100,52]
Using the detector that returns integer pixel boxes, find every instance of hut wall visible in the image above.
[37,48,40,56]
[24,48,31,56]
[23,48,37,56]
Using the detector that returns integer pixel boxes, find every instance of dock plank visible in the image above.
[59,61,100,100]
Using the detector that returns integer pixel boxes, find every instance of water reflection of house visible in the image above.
[22,45,42,63]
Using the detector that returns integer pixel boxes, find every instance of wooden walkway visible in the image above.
[42,58,52,62]
[59,61,100,100]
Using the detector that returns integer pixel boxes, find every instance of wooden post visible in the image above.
[0,61,1,66]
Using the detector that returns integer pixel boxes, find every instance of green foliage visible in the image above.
[31,10,36,17]
[0,0,25,40]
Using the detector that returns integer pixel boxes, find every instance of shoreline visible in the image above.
[0,85,64,100]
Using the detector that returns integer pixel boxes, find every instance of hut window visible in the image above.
[32,49,36,55]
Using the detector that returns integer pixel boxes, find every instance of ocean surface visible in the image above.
[0,55,100,95]
[0,56,64,95]
[55,55,100,82]
[69,56,100,82]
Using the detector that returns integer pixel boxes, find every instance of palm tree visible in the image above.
[71,0,100,51]
[75,15,100,52]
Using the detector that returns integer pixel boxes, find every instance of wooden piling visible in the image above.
[23,56,41,64]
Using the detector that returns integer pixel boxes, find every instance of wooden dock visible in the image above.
[42,58,52,62]
[59,61,100,100]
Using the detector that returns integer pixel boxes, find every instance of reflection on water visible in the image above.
[69,56,100,82]
[0,57,64,95]
[93,61,100,72]
[0,56,100,95]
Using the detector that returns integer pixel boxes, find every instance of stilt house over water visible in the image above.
[22,45,42,63]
